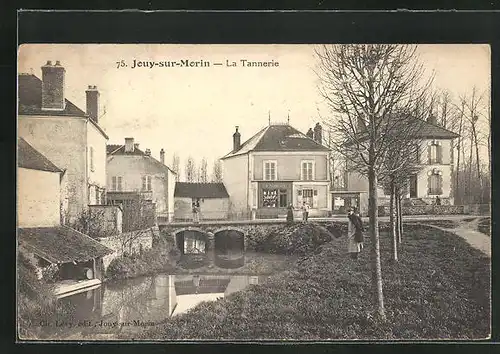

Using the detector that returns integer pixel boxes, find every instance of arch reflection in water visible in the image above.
[214,228,245,269]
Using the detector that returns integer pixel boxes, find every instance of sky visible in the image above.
[18,44,491,176]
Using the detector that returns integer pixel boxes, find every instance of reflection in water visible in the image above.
[49,273,268,338]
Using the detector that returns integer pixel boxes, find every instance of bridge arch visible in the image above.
[173,227,210,255]
[213,227,245,269]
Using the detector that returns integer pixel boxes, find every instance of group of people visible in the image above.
[286,202,310,224]
[287,202,364,260]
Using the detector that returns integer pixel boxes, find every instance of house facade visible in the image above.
[106,138,177,222]
[174,182,230,221]
[346,115,460,206]
[18,61,108,224]
[222,123,331,219]
[17,137,113,295]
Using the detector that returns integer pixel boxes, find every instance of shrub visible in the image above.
[106,247,175,280]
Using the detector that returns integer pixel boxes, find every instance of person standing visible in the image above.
[302,202,310,222]
[192,201,199,223]
[347,206,364,259]
[286,204,295,224]
[435,196,441,205]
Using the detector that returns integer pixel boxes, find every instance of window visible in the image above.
[95,187,100,205]
[301,161,314,181]
[302,189,314,207]
[411,143,421,164]
[263,161,277,181]
[89,146,95,172]
[262,189,278,208]
[142,175,152,191]
[112,176,123,191]
[428,141,442,164]
[428,170,443,195]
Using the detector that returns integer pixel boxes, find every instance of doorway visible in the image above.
[409,175,418,198]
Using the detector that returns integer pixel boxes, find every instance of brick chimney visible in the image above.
[41,60,65,110]
[124,137,134,153]
[306,128,314,139]
[233,126,241,151]
[313,123,323,144]
[86,85,100,123]
[160,148,165,164]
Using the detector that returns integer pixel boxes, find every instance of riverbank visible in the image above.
[130,224,489,340]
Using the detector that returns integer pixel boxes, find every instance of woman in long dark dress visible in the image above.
[286,204,294,224]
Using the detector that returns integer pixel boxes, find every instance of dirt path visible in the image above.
[425,217,491,258]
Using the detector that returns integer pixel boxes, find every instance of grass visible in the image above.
[420,220,460,229]
[126,223,490,340]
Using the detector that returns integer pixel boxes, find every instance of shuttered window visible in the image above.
[428,141,442,164]
[112,176,123,191]
[263,161,277,181]
[301,161,314,181]
[142,175,152,191]
[428,172,443,195]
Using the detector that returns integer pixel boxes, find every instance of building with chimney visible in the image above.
[221,123,331,219]
[17,137,113,297]
[345,114,460,211]
[18,61,109,224]
[106,138,177,222]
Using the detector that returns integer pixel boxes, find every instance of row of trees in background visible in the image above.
[170,153,223,183]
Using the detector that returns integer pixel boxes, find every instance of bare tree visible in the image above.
[119,195,156,256]
[315,44,431,320]
[171,153,180,182]
[211,159,223,183]
[70,208,114,239]
[199,157,208,183]
[184,156,196,182]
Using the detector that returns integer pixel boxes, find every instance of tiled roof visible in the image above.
[222,124,329,159]
[352,116,459,144]
[18,226,114,264]
[106,144,146,156]
[18,137,63,173]
[18,74,87,117]
[413,120,460,139]
[174,182,229,199]
[107,144,177,174]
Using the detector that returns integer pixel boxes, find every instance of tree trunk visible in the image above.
[396,188,402,244]
[472,122,482,202]
[456,108,464,204]
[390,177,398,261]
[368,166,386,320]
[398,195,403,243]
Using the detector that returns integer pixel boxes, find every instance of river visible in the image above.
[38,272,271,340]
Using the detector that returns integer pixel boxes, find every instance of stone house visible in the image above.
[174,182,230,221]
[221,123,332,219]
[346,115,460,206]
[17,137,113,298]
[18,61,109,224]
[106,138,177,222]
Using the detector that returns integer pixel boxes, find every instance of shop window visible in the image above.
[303,189,314,207]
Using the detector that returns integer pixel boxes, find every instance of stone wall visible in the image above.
[378,205,465,216]
[98,227,156,271]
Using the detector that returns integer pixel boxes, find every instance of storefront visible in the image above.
[256,181,292,218]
